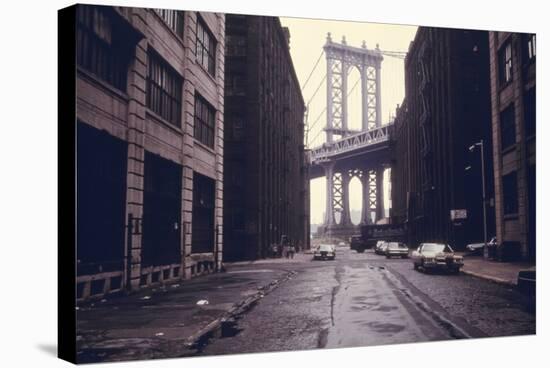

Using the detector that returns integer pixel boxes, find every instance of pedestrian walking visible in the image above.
[289,244,295,259]
[270,243,279,258]
[281,235,290,259]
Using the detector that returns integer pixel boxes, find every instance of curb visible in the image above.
[183,270,297,352]
[461,269,516,287]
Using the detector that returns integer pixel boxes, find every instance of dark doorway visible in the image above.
[192,173,216,253]
[142,152,182,267]
[77,122,127,275]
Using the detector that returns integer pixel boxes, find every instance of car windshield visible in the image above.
[319,244,334,251]
[388,243,407,249]
[421,243,453,253]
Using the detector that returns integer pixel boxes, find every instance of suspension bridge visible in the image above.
[303,32,407,238]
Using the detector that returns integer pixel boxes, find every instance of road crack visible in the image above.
[330,264,344,327]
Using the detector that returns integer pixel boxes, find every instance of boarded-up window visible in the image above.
[502,172,518,215]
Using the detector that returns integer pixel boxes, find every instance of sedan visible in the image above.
[385,242,409,258]
[411,243,463,273]
[374,241,388,255]
[466,237,497,253]
[313,244,336,260]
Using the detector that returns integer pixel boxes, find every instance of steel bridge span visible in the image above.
[307,33,396,239]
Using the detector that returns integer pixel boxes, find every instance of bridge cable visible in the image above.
[305,74,327,107]
[301,50,325,91]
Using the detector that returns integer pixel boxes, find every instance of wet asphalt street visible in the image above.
[199,245,535,356]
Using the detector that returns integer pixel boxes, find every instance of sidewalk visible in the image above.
[227,250,313,266]
[76,264,295,363]
[458,253,535,287]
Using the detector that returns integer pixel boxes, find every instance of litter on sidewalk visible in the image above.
[196,299,209,305]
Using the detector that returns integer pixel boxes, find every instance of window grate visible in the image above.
[196,17,217,76]
[194,94,216,148]
[76,5,128,91]
[146,50,183,127]
[154,8,184,38]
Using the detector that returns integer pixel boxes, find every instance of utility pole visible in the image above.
[469,140,488,259]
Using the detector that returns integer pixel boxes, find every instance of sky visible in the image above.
[279,16,418,225]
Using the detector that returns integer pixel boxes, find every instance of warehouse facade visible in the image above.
[390,27,495,250]
[488,32,536,261]
[223,15,309,261]
[74,4,225,301]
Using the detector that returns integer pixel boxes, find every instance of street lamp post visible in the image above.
[469,140,488,259]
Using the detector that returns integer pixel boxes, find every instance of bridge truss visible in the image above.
[307,34,398,237]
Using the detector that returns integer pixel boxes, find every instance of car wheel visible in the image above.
[385,254,390,259]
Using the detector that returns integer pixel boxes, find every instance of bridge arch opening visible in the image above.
[349,175,362,225]
[346,65,362,132]
[309,177,326,232]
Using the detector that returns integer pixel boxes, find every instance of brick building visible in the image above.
[223,15,309,260]
[70,4,225,301]
[488,32,536,261]
[391,27,494,250]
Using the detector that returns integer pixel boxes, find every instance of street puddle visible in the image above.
[364,321,406,334]
[220,320,243,338]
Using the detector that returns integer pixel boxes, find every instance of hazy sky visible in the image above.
[280,16,417,224]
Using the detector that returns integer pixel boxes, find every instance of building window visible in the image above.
[523,33,536,63]
[524,88,536,138]
[196,17,216,76]
[146,50,183,127]
[76,5,129,91]
[500,104,516,150]
[153,8,184,38]
[194,94,216,148]
[498,41,513,86]
[502,172,518,215]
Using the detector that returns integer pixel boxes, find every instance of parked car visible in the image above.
[350,235,367,253]
[411,243,464,273]
[466,237,497,253]
[313,244,336,260]
[385,242,409,258]
[374,241,389,255]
